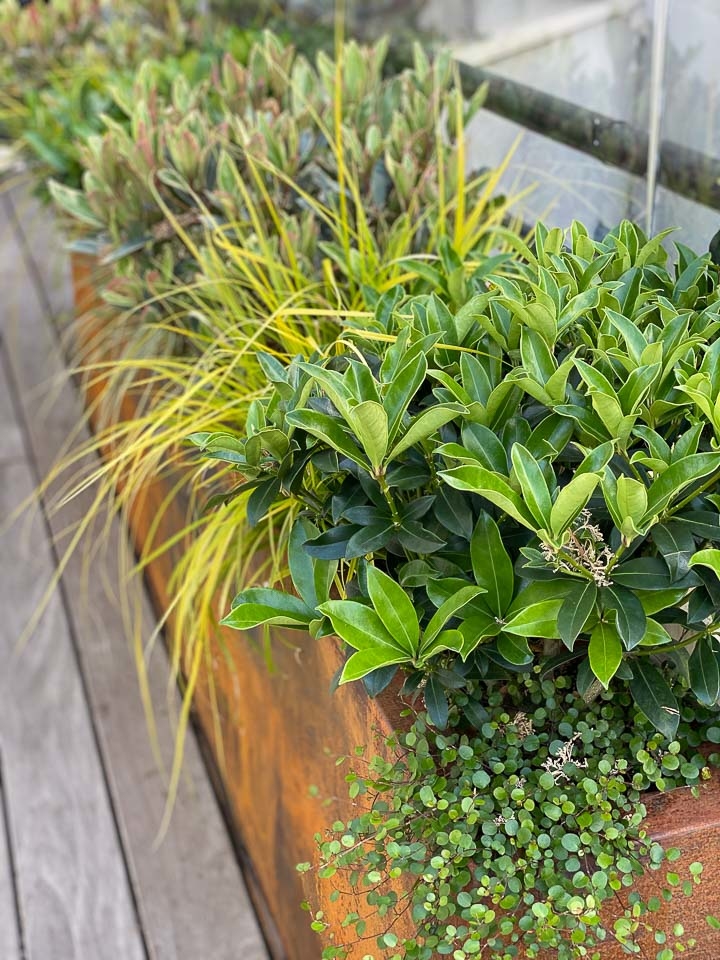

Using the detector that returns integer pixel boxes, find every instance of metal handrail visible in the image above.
[453,58,720,213]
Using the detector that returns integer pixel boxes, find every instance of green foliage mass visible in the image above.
[0,0,259,193]
[213,216,720,955]
[303,676,718,959]
[216,219,720,735]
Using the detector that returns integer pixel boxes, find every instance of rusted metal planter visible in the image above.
[68,253,720,960]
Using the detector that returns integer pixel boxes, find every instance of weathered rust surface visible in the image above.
[69,253,720,960]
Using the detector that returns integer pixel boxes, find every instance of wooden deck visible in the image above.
[0,183,271,960]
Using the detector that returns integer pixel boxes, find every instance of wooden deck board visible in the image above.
[0,348,148,960]
[0,188,270,960]
[0,762,22,960]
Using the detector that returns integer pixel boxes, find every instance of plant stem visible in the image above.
[377,471,402,525]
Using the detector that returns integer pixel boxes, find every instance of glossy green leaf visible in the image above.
[689,637,720,706]
[441,465,536,529]
[575,440,615,476]
[420,629,465,660]
[346,401,388,471]
[286,410,369,470]
[422,586,485,647]
[383,348,428,440]
[690,549,720,578]
[588,621,623,688]
[223,589,314,630]
[470,512,514,617]
[638,619,673,647]
[457,612,499,659]
[644,453,720,521]
[366,565,420,655]
[602,585,646,650]
[318,600,402,653]
[558,580,597,650]
[604,307,647,364]
[638,588,689,616]
[339,647,411,684]
[614,475,648,540]
[497,633,533,665]
[511,443,553,527]
[502,599,564,638]
[629,660,680,739]
[550,473,601,538]
[387,405,465,462]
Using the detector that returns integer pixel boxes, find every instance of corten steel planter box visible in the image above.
[69,252,720,959]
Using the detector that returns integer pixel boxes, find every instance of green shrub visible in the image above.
[219,219,720,731]
[215,217,720,957]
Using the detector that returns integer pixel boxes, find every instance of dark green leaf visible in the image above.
[396,521,446,554]
[689,637,720,706]
[289,518,336,610]
[346,522,395,558]
[497,633,533,665]
[602,585,646,650]
[653,522,696,581]
[424,676,449,729]
[611,557,673,591]
[470,512,514,617]
[304,525,362,560]
[362,665,399,698]
[558,581,597,650]
[435,486,474,539]
[675,510,720,540]
[629,660,680,739]
[247,478,282,527]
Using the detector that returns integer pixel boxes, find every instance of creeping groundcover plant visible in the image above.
[210,219,720,957]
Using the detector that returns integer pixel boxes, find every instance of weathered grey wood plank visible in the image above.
[0,763,22,960]
[0,334,24,464]
[0,354,147,960]
[2,180,74,323]
[2,191,270,959]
